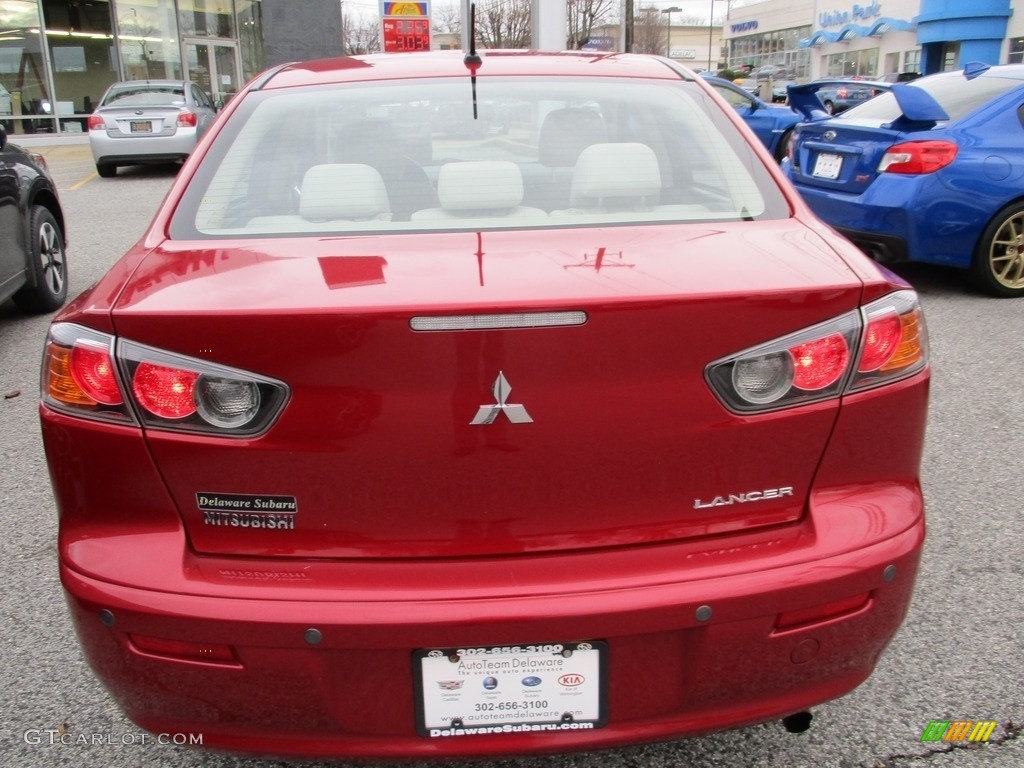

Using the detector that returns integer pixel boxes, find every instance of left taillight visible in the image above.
[86,114,105,131]
[42,324,289,436]
[43,325,133,423]
[705,290,928,413]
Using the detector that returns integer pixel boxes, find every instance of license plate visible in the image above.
[129,120,152,133]
[414,641,606,737]
[813,152,843,179]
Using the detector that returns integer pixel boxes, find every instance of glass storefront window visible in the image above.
[885,50,920,77]
[41,0,118,132]
[178,0,234,39]
[902,49,921,73]
[1,0,51,134]
[236,0,263,81]
[1009,38,1024,64]
[823,48,879,78]
[116,1,183,81]
[725,26,810,80]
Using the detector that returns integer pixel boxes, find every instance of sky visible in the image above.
[342,1,761,25]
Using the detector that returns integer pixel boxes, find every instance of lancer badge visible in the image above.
[470,372,533,425]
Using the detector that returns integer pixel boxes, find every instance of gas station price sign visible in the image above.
[383,16,431,52]
[381,3,431,53]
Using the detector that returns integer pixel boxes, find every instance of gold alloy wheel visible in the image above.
[988,211,1024,291]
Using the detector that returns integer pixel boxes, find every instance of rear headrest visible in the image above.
[538,108,608,168]
[334,119,403,179]
[438,161,524,212]
[570,143,661,207]
[299,164,390,221]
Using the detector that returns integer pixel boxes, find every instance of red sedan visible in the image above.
[40,50,929,760]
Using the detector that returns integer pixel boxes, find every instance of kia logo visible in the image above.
[558,674,585,687]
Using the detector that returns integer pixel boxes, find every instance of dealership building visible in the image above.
[721,0,1022,81]
[3,0,1024,137]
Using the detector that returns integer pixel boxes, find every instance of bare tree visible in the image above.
[568,0,616,50]
[344,15,381,55]
[432,4,462,36]
[430,1,620,52]
[631,5,666,55]
[476,0,531,49]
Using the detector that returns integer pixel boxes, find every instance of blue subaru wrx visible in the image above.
[784,63,1024,297]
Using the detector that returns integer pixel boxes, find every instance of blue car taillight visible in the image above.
[878,140,958,174]
[705,290,927,413]
[42,323,289,436]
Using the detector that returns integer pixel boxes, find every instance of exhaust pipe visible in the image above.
[782,711,813,733]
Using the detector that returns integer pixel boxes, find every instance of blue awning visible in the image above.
[800,17,915,48]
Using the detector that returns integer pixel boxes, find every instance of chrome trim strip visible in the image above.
[410,311,587,331]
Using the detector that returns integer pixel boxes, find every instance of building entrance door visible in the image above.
[184,40,241,108]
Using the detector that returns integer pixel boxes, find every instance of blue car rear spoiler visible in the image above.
[888,83,949,125]
[786,79,949,129]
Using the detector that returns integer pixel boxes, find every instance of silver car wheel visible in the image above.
[37,217,66,296]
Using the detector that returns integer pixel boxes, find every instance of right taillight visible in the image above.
[42,323,289,436]
[706,290,928,413]
[847,292,927,393]
[878,140,958,174]
[176,110,198,127]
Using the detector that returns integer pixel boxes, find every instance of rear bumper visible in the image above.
[62,503,924,760]
[89,129,196,165]
[833,227,909,264]
[788,179,915,260]
[787,171,986,269]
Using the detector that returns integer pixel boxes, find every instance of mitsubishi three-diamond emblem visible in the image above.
[470,372,533,425]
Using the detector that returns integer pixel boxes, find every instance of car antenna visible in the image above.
[463,2,481,120]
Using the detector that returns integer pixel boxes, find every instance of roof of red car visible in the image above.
[259,50,687,89]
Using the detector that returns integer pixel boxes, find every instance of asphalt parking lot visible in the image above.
[1,139,1022,768]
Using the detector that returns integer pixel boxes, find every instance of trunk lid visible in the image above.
[789,83,950,195]
[789,119,903,195]
[112,223,864,559]
[100,105,182,137]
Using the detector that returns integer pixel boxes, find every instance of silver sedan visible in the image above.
[87,80,217,177]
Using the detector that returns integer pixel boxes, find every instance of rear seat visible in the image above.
[551,142,710,217]
[411,161,545,223]
[521,107,608,212]
[247,164,392,231]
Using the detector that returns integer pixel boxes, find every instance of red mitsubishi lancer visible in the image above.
[40,49,929,760]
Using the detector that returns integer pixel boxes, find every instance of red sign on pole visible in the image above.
[381,2,431,53]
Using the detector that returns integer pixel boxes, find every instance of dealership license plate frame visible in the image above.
[414,641,607,737]
[129,120,152,133]
[813,151,843,180]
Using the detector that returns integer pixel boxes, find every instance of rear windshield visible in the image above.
[102,85,185,107]
[171,76,789,238]
[838,71,1024,123]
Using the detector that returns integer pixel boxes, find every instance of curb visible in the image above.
[9,134,90,148]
